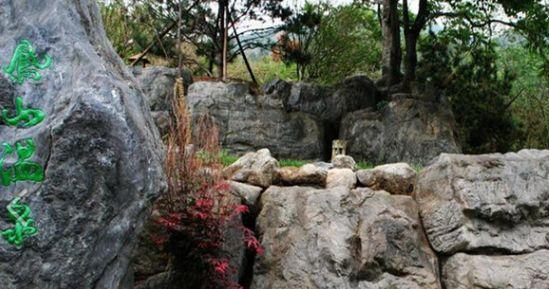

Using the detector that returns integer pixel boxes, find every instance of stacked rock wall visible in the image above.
[223,148,549,289]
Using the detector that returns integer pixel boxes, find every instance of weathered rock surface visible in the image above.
[326,168,356,189]
[252,186,440,289]
[228,181,263,207]
[0,1,164,288]
[275,164,327,186]
[415,150,549,254]
[132,66,193,112]
[443,250,549,289]
[332,154,357,170]
[187,81,325,159]
[340,97,461,165]
[282,76,379,122]
[357,163,416,195]
[224,149,279,188]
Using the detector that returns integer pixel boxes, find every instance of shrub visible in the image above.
[153,98,262,289]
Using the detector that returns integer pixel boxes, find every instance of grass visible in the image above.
[356,161,375,170]
[220,150,240,167]
[220,150,424,172]
[279,159,308,167]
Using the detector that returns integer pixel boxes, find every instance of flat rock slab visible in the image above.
[0,1,164,288]
[415,150,549,254]
[252,186,440,289]
[443,250,549,289]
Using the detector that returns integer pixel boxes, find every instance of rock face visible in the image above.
[281,76,379,122]
[332,154,357,170]
[187,81,325,159]
[443,250,549,289]
[185,79,460,164]
[224,149,279,188]
[275,164,327,186]
[357,163,416,195]
[252,186,440,289]
[326,168,357,189]
[0,1,164,289]
[340,97,461,165]
[415,150,549,254]
[132,66,192,112]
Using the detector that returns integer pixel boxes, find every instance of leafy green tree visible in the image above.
[307,4,382,84]
[417,30,523,153]
[371,0,548,91]
[278,2,382,83]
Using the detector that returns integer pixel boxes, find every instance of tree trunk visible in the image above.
[403,0,429,91]
[381,0,401,86]
[218,0,226,79]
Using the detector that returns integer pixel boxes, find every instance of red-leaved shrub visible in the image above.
[152,96,262,289]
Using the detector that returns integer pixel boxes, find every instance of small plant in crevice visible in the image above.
[152,97,263,289]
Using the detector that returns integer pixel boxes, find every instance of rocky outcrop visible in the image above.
[132,66,192,112]
[184,80,460,164]
[443,250,549,289]
[0,1,164,289]
[332,154,357,170]
[252,186,440,289]
[415,150,549,254]
[272,76,379,122]
[340,96,461,165]
[326,168,357,189]
[187,81,325,159]
[198,149,549,289]
[275,164,327,186]
[357,163,417,195]
[224,149,279,188]
[132,66,192,135]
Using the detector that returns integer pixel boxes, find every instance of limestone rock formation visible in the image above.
[251,186,441,289]
[275,164,327,186]
[224,149,279,188]
[0,1,164,289]
[415,149,549,254]
[187,81,325,159]
[357,163,416,195]
[132,66,192,112]
[443,250,549,289]
[340,96,461,165]
[332,154,357,170]
[228,181,263,207]
[282,75,379,122]
[326,168,357,189]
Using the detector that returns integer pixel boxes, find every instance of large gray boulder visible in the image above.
[415,150,549,254]
[224,149,279,188]
[0,1,164,288]
[251,186,440,289]
[443,250,549,289]
[187,81,325,159]
[132,66,193,112]
[275,76,379,123]
[356,163,416,195]
[340,96,461,165]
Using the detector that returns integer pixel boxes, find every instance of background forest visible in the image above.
[99,0,548,153]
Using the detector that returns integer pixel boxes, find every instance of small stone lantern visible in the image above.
[331,139,348,161]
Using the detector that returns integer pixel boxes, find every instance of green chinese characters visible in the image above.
[0,39,51,247]
[3,39,52,84]
[0,139,44,186]
[2,96,45,127]
[0,197,38,247]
